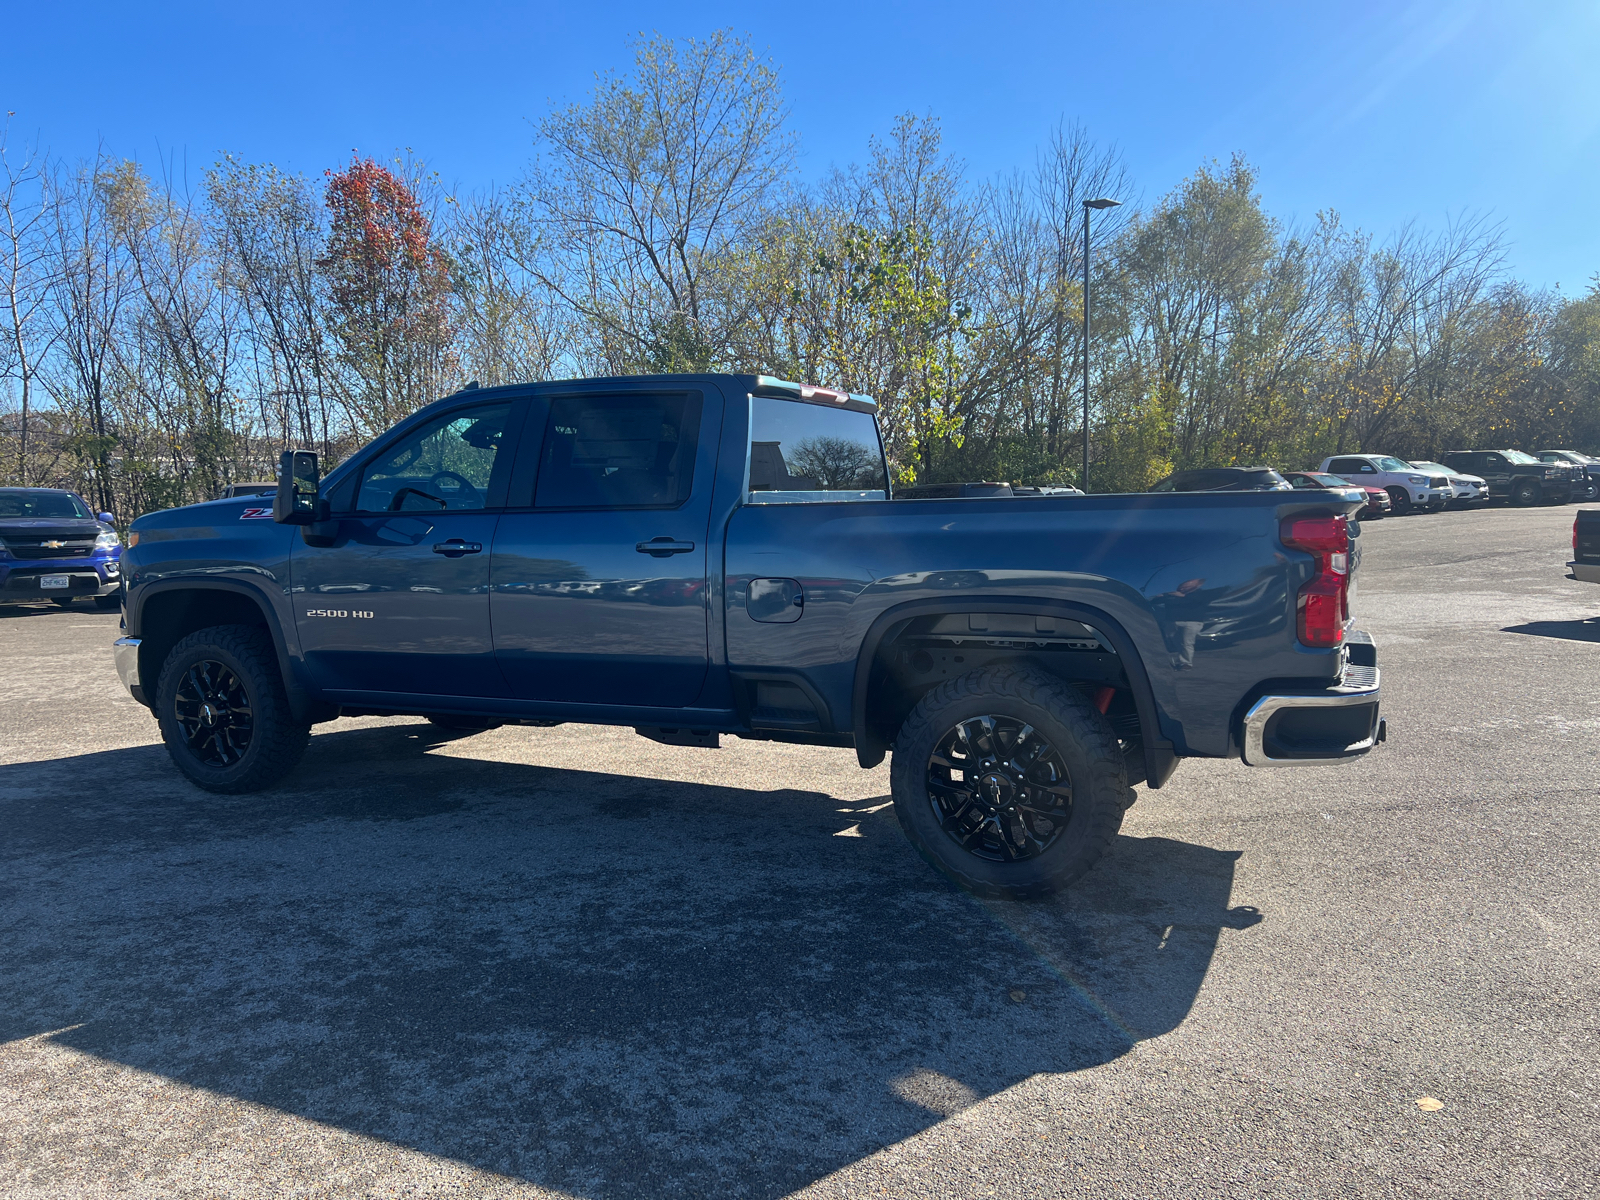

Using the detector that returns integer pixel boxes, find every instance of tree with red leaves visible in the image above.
[320,156,453,431]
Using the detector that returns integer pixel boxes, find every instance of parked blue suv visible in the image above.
[0,488,123,609]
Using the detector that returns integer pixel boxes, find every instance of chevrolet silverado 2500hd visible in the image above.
[113,374,1384,898]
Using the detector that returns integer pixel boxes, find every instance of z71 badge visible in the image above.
[239,507,275,520]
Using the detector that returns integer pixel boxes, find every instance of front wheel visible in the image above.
[890,666,1128,900]
[1385,486,1412,515]
[155,624,310,793]
[1510,479,1541,507]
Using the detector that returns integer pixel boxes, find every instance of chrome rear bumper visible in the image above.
[1241,635,1384,767]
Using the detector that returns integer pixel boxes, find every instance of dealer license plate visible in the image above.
[40,574,69,589]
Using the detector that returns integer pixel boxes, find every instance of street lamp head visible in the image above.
[1083,198,1122,210]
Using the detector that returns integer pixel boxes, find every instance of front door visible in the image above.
[491,387,716,707]
[293,400,518,697]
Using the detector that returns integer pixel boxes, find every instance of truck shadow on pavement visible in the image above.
[1502,617,1600,643]
[2,722,1255,1199]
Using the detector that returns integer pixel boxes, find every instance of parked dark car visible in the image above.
[1572,510,1600,584]
[1439,450,1578,506]
[112,373,1382,901]
[1282,471,1389,519]
[0,488,123,608]
[1534,451,1600,502]
[217,482,278,499]
[1147,467,1291,492]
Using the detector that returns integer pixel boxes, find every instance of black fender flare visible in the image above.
[130,578,331,723]
[849,596,1178,787]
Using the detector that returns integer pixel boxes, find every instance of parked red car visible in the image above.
[1283,471,1391,519]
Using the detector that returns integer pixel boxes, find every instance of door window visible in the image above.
[1328,458,1374,474]
[356,403,513,513]
[534,393,702,509]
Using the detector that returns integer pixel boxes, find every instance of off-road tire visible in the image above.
[1510,478,1541,507]
[1385,486,1412,515]
[156,624,310,794]
[426,714,505,732]
[890,665,1127,900]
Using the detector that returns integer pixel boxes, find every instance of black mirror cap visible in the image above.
[273,449,321,525]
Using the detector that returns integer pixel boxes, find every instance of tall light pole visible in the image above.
[1081,197,1121,492]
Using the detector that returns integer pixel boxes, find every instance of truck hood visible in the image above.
[0,517,109,539]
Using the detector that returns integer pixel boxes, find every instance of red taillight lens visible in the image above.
[1281,515,1350,648]
[1575,517,1580,553]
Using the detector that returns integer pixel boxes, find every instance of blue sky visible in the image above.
[7,1,1598,291]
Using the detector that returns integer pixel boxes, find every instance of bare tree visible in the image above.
[525,29,795,371]
[0,118,58,484]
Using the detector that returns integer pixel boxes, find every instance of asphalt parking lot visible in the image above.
[2,503,1597,1198]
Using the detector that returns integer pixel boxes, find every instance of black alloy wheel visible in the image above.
[926,715,1073,862]
[156,624,310,793]
[890,665,1128,899]
[174,659,254,767]
[1385,486,1412,515]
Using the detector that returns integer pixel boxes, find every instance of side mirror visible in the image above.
[98,512,114,523]
[274,449,322,525]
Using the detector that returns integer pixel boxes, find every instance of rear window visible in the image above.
[747,396,886,503]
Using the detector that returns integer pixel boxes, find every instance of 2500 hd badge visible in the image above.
[305,609,374,618]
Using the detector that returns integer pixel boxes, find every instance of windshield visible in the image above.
[1306,473,1356,487]
[0,490,93,519]
[1409,462,1448,473]
[1372,456,1412,472]
[1503,450,1540,464]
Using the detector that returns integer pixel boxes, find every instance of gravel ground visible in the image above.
[1,502,1596,1198]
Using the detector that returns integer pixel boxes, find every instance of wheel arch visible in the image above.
[850,596,1178,788]
[130,580,332,722]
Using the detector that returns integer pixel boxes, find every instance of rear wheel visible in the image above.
[1510,478,1541,507]
[156,624,310,793]
[890,665,1127,900]
[1385,486,1412,515]
[93,593,121,611]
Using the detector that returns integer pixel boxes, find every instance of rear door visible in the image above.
[292,399,522,697]
[490,384,721,707]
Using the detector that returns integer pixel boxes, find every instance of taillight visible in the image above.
[1281,515,1350,647]
[1575,517,1580,553]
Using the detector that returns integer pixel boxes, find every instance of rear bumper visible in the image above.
[1241,635,1384,767]
[1568,561,1600,584]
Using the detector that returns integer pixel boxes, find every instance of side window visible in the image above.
[748,396,887,501]
[1289,476,1315,489]
[356,403,512,513]
[535,392,702,509]
[1485,455,1505,468]
[1328,458,1362,474]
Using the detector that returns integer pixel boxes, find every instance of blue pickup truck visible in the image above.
[113,374,1383,898]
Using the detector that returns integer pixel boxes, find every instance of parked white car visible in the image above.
[1407,460,1490,509]
[1317,454,1452,515]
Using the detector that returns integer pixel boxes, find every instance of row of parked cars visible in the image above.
[1151,448,1600,518]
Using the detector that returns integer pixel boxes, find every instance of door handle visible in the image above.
[636,537,696,558]
[432,540,483,557]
